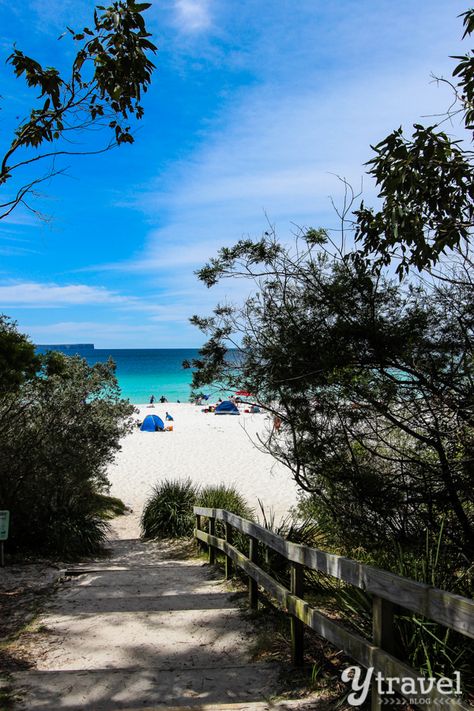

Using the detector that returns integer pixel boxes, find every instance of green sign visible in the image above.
[0,511,10,541]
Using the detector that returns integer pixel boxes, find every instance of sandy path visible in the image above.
[9,523,322,711]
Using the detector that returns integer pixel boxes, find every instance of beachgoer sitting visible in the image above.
[165,412,174,421]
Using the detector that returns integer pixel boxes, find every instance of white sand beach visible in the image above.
[107,402,299,533]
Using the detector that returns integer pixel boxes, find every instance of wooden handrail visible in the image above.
[194,507,473,711]
[193,507,474,638]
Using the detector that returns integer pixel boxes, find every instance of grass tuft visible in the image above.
[141,478,198,539]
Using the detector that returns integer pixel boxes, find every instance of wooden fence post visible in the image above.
[208,516,215,565]
[249,536,258,609]
[371,596,395,711]
[225,522,233,579]
[195,513,202,551]
[290,562,305,666]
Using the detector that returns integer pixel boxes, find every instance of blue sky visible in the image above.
[0,0,468,347]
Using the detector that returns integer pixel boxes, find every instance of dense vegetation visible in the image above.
[186,9,474,690]
[189,7,474,569]
[0,318,134,558]
[0,1,156,558]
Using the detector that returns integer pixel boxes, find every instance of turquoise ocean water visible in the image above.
[36,347,200,403]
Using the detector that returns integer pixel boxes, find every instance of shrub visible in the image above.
[0,347,134,559]
[141,478,199,539]
[197,484,254,556]
[197,484,254,519]
[44,510,110,559]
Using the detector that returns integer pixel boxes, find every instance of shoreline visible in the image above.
[107,401,299,533]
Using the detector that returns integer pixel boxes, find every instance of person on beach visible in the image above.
[165,412,174,421]
[159,395,168,403]
[149,394,155,405]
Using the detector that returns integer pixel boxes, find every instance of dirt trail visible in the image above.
[8,516,323,710]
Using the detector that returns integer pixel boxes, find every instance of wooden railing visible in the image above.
[194,507,473,711]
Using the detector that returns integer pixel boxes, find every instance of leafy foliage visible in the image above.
[452,9,474,133]
[190,230,474,558]
[197,484,254,555]
[355,125,473,276]
[141,478,199,539]
[0,315,40,394]
[188,9,474,562]
[354,10,474,276]
[0,340,134,558]
[186,8,474,692]
[1,0,156,220]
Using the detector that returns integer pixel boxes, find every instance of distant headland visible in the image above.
[36,343,95,353]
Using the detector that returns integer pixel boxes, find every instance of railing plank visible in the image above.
[195,528,470,711]
[193,508,474,639]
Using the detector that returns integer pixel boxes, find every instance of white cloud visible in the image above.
[0,282,131,308]
[173,0,211,33]
[114,64,462,279]
[20,319,203,348]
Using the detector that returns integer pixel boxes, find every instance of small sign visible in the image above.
[0,511,10,541]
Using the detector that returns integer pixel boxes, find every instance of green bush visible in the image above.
[44,510,110,559]
[0,341,134,560]
[197,484,254,556]
[197,484,254,519]
[141,478,199,539]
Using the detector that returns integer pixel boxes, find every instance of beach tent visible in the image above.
[215,400,240,415]
[140,414,165,431]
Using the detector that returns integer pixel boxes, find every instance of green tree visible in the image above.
[0,315,40,394]
[1,0,156,221]
[189,230,474,557]
[187,11,474,560]
[0,342,135,557]
[354,9,474,277]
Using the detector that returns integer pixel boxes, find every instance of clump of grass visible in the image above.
[197,484,254,519]
[141,478,198,539]
[92,493,128,519]
[197,484,254,555]
[44,511,110,559]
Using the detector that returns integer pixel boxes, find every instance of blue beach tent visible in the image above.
[215,400,240,415]
[140,414,165,431]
